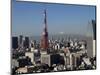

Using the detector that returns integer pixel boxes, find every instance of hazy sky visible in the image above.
[12,0,96,36]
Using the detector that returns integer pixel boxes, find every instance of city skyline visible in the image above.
[11,1,96,74]
[12,0,96,36]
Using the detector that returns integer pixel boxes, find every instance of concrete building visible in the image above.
[25,52,35,64]
[41,54,51,66]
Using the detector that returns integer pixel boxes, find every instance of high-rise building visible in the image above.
[92,20,96,57]
[40,9,49,50]
[41,54,64,66]
[19,35,23,48]
[92,20,96,40]
[23,37,30,49]
[87,20,96,57]
[12,37,18,49]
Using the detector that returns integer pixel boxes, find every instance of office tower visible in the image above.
[23,37,30,49]
[40,9,49,50]
[19,35,23,48]
[12,37,18,49]
[41,54,51,66]
[87,20,96,58]
[33,40,36,49]
[92,20,96,40]
[92,20,96,57]
[41,54,64,66]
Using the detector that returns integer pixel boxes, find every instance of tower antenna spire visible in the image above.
[41,9,49,50]
[44,9,47,30]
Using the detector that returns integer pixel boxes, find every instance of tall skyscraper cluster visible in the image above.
[12,35,30,50]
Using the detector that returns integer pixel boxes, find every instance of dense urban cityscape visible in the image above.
[12,9,96,75]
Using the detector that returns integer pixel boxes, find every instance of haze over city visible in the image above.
[12,0,96,36]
